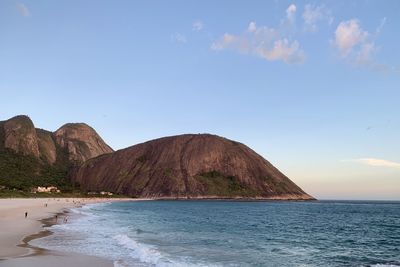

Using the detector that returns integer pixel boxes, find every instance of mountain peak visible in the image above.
[0,115,113,165]
[54,122,113,164]
[72,134,314,200]
[2,115,39,158]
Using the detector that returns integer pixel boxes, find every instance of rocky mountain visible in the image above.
[1,115,313,200]
[54,123,113,164]
[2,115,40,158]
[0,115,113,165]
[72,134,314,200]
[0,115,113,191]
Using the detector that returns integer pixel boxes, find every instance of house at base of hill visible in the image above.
[31,186,61,193]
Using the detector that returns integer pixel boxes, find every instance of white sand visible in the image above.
[0,252,113,267]
[0,198,135,266]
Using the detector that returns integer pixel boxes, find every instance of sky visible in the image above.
[1,0,399,200]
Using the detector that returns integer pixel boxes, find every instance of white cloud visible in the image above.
[171,33,187,44]
[286,4,297,23]
[302,4,333,32]
[352,158,400,169]
[334,19,369,57]
[248,21,257,32]
[16,3,30,17]
[211,8,305,64]
[258,39,305,63]
[333,18,391,72]
[211,33,236,50]
[192,20,204,31]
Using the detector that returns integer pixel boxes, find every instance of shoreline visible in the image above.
[148,195,316,201]
[16,210,72,258]
[0,198,142,267]
[0,196,314,267]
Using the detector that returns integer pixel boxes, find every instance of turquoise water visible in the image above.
[33,200,400,267]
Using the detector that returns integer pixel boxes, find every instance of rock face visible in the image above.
[54,123,113,164]
[3,115,40,158]
[36,129,57,164]
[72,134,314,200]
[0,115,113,165]
[0,115,114,191]
[1,115,313,200]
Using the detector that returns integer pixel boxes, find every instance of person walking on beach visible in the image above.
[25,211,28,218]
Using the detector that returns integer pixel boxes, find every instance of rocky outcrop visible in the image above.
[72,134,314,200]
[0,115,114,191]
[36,129,57,164]
[0,115,113,165]
[1,115,313,200]
[3,115,40,158]
[54,123,113,164]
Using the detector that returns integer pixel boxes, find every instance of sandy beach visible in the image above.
[0,198,130,267]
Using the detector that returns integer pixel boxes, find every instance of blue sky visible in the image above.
[1,0,399,200]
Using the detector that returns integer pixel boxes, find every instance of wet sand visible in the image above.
[0,198,133,267]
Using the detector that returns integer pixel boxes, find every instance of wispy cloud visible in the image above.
[302,4,333,32]
[16,3,30,17]
[350,158,400,169]
[286,4,297,24]
[333,18,391,72]
[211,4,305,64]
[334,19,369,57]
[376,17,386,34]
[248,22,257,32]
[192,20,204,31]
[333,17,399,73]
[171,33,187,44]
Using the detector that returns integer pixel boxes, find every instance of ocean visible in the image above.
[31,200,400,267]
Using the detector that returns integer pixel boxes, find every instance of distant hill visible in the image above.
[0,115,113,191]
[1,115,313,200]
[71,134,314,200]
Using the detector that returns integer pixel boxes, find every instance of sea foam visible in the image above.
[114,234,165,266]
[31,200,400,267]
[370,265,400,267]
[113,234,213,267]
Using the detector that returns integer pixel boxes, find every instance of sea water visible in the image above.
[31,200,400,267]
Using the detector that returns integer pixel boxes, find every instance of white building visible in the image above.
[100,191,114,196]
[32,186,61,193]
